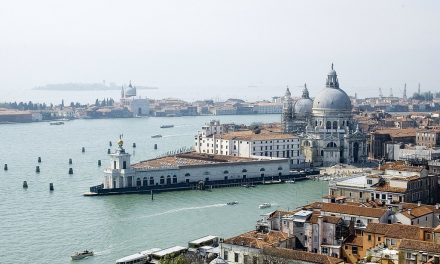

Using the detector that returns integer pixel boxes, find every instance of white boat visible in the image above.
[227,201,238,205]
[71,250,93,260]
[259,203,271,209]
[285,180,296,184]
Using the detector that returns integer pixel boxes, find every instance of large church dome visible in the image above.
[312,64,351,112]
[294,83,313,117]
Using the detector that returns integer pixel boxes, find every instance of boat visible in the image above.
[160,125,174,128]
[151,134,162,138]
[285,180,296,184]
[71,250,93,260]
[227,201,238,205]
[242,184,255,188]
[50,121,64,125]
[259,203,271,209]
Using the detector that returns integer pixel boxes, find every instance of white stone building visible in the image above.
[98,138,292,192]
[194,120,304,168]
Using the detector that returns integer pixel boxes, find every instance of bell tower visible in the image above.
[104,135,133,189]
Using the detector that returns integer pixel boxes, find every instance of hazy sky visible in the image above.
[1,0,439,103]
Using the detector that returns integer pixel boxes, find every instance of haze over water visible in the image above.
[0,115,327,263]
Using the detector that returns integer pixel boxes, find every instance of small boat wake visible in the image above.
[94,248,112,256]
[139,203,227,219]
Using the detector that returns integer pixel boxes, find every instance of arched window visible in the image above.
[172,175,177,184]
[166,175,171,185]
[150,177,154,185]
[260,168,265,172]
[242,169,247,173]
[136,178,141,187]
[333,121,338,129]
[278,166,283,170]
[143,177,148,186]
[327,142,337,148]
[321,150,324,156]
[160,176,165,184]
[223,170,229,174]
[326,121,331,129]
[185,173,191,177]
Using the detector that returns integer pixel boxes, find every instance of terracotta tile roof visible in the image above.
[398,239,440,253]
[379,161,425,172]
[223,231,289,249]
[390,175,420,181]
[373,128,416,137]
[401,203,440,213]
[400,206,433,219]
[364,223,430,239]
[434,225,440,233]
[132,152,255,169]
[375,184,407,193]
[261,247,344,264]
[309,213,342,225]
[344,235,363,247]
[321,203,387,218]
[268,210,298,220]
[219,129,297,141]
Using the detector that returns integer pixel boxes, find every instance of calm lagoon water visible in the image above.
[0,115,327,264]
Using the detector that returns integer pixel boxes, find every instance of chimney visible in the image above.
[408,209,412,215]
[436,204,439,210]
[418,201,421,207]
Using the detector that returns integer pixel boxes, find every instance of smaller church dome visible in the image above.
[294,83,313,117]
[209,257,228,264]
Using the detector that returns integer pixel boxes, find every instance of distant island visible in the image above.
[33,82,158,91]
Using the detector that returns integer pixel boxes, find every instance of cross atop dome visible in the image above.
[285,86,291,97]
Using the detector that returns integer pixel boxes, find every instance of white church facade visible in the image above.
[282,64,367,167]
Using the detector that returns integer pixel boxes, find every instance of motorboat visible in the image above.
[285,180,296,184]
[259,203,271,209]
[71,250,93,260]
[242,184,255,188]
[227,201,238,205]
[160,125,174,128]
[151,134,162,138]
[50,121,64,125]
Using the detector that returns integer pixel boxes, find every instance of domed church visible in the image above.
[282,64,367,166]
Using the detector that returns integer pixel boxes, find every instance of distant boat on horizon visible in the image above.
[160,125,174,128]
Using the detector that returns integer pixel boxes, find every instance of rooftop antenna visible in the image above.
[379,87,383,98]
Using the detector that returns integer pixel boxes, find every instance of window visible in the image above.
[224,251,228,261]
[234,253,239,262]
[172,175,177,184]
[143,177,148,186]
[136,178,141,187]
[352,246,358,255]
[260,168,265,171]
[406,252,412,259]
[223,170,229,174]
[185,173,190,177]
[243,255,249,264]
[242,169,247,173]
[160,176,165,184]
[322,247,328,254]
[252,256,258,264]
[367,179,373,184]
[368,235,371,241]
[150,177,154,185]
